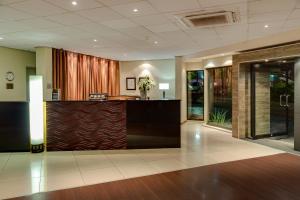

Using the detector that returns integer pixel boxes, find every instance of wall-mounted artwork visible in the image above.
[126,77,136,90]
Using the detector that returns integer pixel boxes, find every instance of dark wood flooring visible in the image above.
[9,153,300,200]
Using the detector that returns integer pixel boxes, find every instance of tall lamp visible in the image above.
[29,76,44,153]
[159,83,169,99]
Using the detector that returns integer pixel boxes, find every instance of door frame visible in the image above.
[250,62,294,139]
[186,70,205,121]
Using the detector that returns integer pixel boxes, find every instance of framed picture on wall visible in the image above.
[126,77,136,90]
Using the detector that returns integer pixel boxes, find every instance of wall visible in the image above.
[255,68,270,136]
[0,46,36,101]
[119,59,176,100]
[184,55,233,124]
[36,47,52,101]
[175,56,186,123]
[232,43,300,139]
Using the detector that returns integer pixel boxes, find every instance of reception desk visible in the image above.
[0,102,30,152]
[46,100,180,151]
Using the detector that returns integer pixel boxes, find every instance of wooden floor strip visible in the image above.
[9,153,300,200]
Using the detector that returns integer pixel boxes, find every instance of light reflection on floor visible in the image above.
[0,121,283,199]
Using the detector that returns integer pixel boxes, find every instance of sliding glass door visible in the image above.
[187,70,204,120]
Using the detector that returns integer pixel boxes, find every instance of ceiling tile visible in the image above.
[118,26,156,40]
[0,0,299,61]
[46,13,91,25]
[0,6,33,21]
[248,0,297,15]
[131,14,170,26]
[198,0,246,8]
[283,19,300,30]
[78,7,123,22]
[110,1,158,17]
[0,0,25,5]
[218,25,247,44]
[0,21,31,34]
[297,1,300,8]
[97,0,140,6]
[18,18,65,29]
[249,11,290,23]
[158,30,191,41]
[72,22,122,37]
[46,27,94,39]
[148,0,200,12]
[2,30,66,43]
[288,9,300,19]
[100,19,138,29]
[185,28,218,39]
[146,23,180,33]
[248,21,284,40]
[10,0,66,16]
[45,0,103,11]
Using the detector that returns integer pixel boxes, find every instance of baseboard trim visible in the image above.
[202,123,232,134]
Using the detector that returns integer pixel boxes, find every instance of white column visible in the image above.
[175,56,187,123]
[35,47,52,101]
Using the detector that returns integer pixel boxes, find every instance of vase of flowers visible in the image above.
[138,76,155,100]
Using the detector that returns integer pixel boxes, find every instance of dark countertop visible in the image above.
[46,99,180,102]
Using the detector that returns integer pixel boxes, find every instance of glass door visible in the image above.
[251,60,294,138]
[187,70,204,120]
[270,65,294,137]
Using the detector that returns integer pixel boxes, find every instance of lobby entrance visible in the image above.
[250,59,295,144]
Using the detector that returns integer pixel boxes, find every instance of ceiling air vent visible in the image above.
[176,10,239,28]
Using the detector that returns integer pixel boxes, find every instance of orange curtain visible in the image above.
[52,49,68,100]
[108,60,120,96]
[52,49,120,100]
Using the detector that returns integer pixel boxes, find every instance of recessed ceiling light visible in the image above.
[265,59,269,62]
[154,41,158,44]
[133,8,139,13]
[254,64,260,68]
[0,37,3,40]
[93,39,98,42]
[264,24,269,28]
[282,60,287,63]
[72,1,77,6]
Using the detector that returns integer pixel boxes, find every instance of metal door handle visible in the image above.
[286,95,290,107]
[280,95,285,107]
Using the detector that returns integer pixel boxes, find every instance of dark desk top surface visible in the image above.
[46,99,180,102]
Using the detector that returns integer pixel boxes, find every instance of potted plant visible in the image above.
[138,76,155,100]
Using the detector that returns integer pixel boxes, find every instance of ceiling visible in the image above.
[0,0,300,61]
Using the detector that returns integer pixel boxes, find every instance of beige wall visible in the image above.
[0,46,36,101]
[255,68,270,136]
[184,55,233,123]
[36,47,52,101]
[119,59,176,100]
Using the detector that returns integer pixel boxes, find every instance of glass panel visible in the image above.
[187,70,204,120]
[208,66,232,129]
[252,61,294,138]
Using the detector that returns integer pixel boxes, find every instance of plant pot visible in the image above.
[140,90,147,100]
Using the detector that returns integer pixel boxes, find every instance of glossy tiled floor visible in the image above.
[0,121,283,200]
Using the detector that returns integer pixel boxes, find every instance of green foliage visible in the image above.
[138,76,155,91]
[209,109,230,125]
